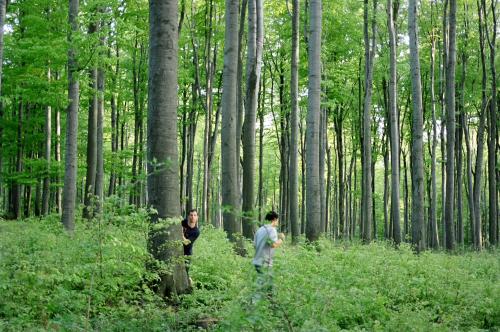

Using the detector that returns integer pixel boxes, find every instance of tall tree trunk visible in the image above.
[334,107,345,237]
[0,0,6,210]
[473,0,488,250]
[387,0,401,245]
[361,0,376,243]
[83,21,98,219]
[482,0,498,246]
[147,0,189,297]
[305,0,322,242]
[42,68,52,216]
[258,74,265,222]
[13,100,23,219]
[300,118,306,234]
[221,0,242,243]
[61,0,80,232]
[236,0,247,207]
[108,43,119,197]
[444,0,457,250]
[289,0,300,243]
[55,103,62,214]
[408,0,426,252]
[95,64,105,213]
[242,0,263,238]
[429,12,440,249]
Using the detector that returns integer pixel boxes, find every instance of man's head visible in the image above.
[265,211,279,227]
[188,209,198,224]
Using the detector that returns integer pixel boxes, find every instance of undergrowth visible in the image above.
[0,214,498,331]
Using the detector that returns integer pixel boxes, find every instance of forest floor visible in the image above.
[0,214,499,331]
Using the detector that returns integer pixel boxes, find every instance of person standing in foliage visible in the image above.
[252,211,285,297]
[182,209,200,285]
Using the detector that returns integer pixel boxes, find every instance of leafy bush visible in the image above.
[0,217,498,331]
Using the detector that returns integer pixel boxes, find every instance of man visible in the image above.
[182,209,200,285]
[252,211,285,297]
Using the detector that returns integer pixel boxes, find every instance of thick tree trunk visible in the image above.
[147,0,189,297]
[305,0,322,242]
[61,0,80,232]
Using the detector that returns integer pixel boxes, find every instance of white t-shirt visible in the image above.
[252,224,278,267]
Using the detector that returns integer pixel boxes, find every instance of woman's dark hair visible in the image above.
[265,211,279,221]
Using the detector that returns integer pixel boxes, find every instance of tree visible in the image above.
[289,0,300,244]
[444,0,457,250]
[305,0,322,242]
[146,0,189,297]
[361,0,376,243]
[408,0,426,252]
[387,0,400,245]
[61,0,80,232]
[221,0,241,242]
[242,0,263,239]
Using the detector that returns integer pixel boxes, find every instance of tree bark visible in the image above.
[444,0,457,250]
[147,0,189,297]
[61,0,80,232]
[221,0,242,243]
[42,68,52,216]
[242,0,263,238]
[387,0,401,245]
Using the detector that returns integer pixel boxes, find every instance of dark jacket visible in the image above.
[182,218,200,256]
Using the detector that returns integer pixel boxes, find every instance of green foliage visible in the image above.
[1,219,498,331]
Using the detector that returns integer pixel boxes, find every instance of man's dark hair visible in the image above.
[188,208,198,214]
[265,211,279,222]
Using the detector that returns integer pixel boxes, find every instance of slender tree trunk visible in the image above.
[387,0,401,245]
[147,0,189,297]
[334,108,345,237]
[221,0,242,243]
[55,103,62,214]
[83,21,98,219]
[300,119,306,234]
[258,76,265,222]
[289,0,300,243]
[242,0,263,238]
[236,0,247,206]
[42,68,52,216]
[429,14,440,249]
[319,106,326,233]
[61,0,80,232]
[444,0,457,250]
[95,64,104,213]
[473,0,488,250]
[361,0,376,243]
[0,0,6,209]
[482,0,498,246]
[305,0,322,242]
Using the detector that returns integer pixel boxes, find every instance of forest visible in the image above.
[0,0,499,330]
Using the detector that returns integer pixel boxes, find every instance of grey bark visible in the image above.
[305,0,321,242]
[55,101,62,214]
[83,21,98,219]
[289,0,300,243]
[242,0,263,238]
[95,65,104,213]
[221,0,242,242]
[473,0,488,250]
[361,0,375,243]
[387,0,401,245]
[482,0,498,246]
[429,15,440,249]
[42,68,52,216]
[61,0,80,232]
[147,0,189,297]
[444,0,457,250]
[408,0,426,252]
